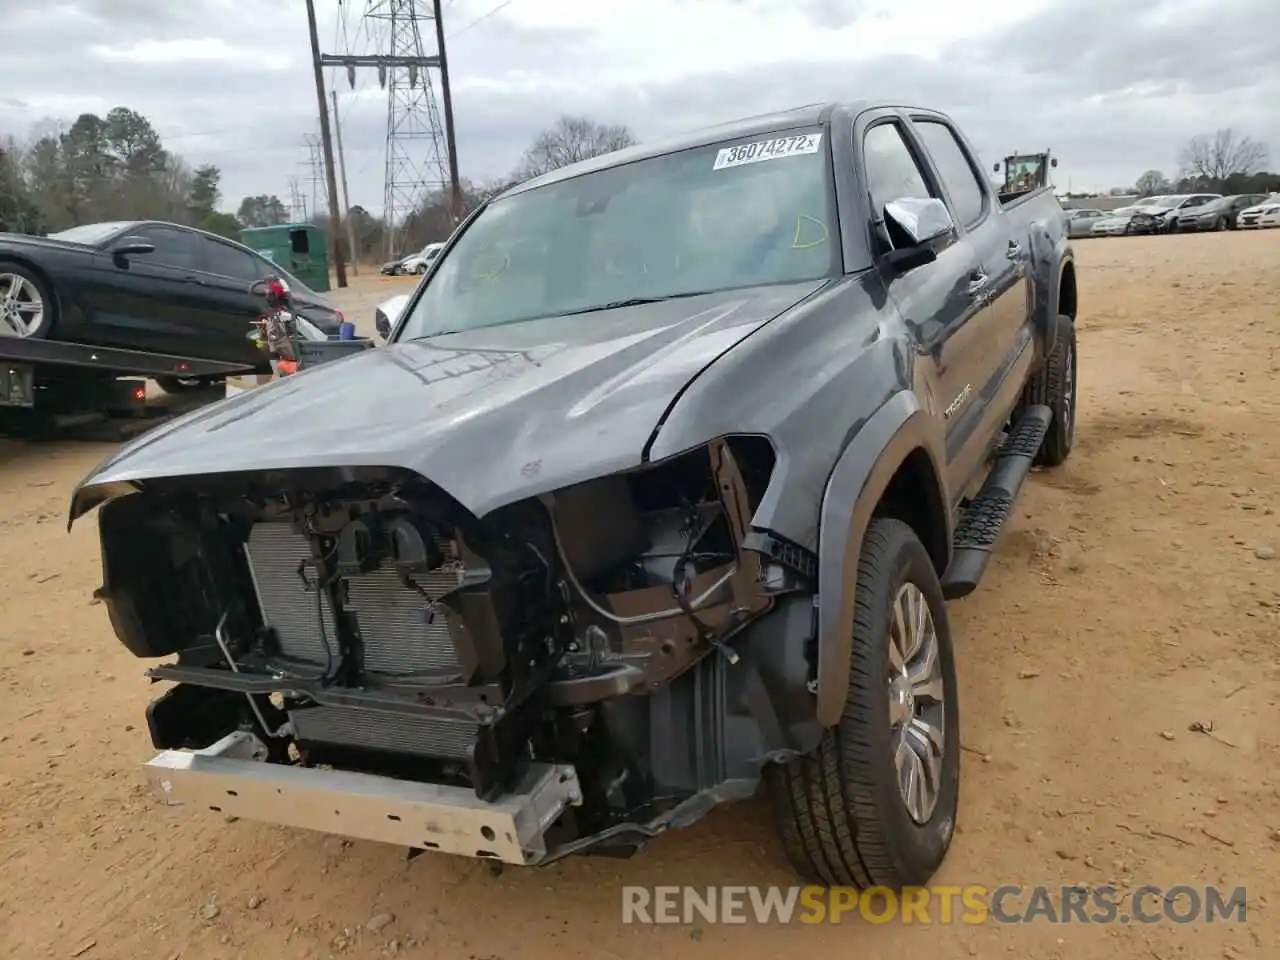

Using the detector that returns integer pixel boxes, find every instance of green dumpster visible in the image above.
[239,223,330,293]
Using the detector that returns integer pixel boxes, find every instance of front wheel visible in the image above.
[766,517,960,889]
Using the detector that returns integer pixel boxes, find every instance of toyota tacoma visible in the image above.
[69,101,1078,889]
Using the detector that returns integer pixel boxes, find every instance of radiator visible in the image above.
[244,522,464,675]
[289,705,475,760]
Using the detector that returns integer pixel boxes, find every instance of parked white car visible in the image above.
[1091,196,1182,236]
[1236,195,1280,229]
[1126,193,1221,234]
[1091,204,1154,236]
[400,241,446,274]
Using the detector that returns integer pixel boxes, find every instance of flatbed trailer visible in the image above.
[0,337,255,439]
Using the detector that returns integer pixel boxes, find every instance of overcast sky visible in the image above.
[1,0,1277,216]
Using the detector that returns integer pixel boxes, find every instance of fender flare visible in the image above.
[813,391,949,728]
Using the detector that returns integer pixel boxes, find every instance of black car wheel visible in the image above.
[767,517,960,889]
[0,262,56,338]
[1215,217,1229,231]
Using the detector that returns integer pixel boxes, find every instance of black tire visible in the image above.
[0,261,57,338]
[766,517,960,889]
[414,263,428,275]
[1022,314,1076,467]
[1215,217,1229,231]
[155,375,224,395]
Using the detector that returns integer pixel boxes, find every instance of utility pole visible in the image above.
[431,0,463,224]
[304,0,348,288]
[331,89,359,275]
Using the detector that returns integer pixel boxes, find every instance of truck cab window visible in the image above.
[913,120,987,227]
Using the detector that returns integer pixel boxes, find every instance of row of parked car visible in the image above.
[1065,193,1280,238]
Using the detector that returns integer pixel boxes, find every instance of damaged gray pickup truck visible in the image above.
[69,101,1078,889]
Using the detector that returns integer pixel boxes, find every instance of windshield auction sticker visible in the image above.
[712,133,823,170]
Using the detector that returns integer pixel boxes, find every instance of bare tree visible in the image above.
[1178,129,1269,186]
[512,115,637,182]
[1133,169,1169,197]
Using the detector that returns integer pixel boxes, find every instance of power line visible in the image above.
[448,0,515,39]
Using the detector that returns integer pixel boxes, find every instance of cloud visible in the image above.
[0,0,1275,216]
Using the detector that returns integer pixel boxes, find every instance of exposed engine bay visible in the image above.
[97,438,820,863]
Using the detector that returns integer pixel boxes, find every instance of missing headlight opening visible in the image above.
[97,436,820,860]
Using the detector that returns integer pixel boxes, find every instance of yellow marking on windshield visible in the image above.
[791,215,829,249]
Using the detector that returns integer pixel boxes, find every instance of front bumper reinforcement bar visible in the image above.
[143,731,583,865]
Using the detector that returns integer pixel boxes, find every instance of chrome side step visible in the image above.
[144,732,582,865]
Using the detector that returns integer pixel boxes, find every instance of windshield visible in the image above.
[48,222,136,245]
[396,127,836,340]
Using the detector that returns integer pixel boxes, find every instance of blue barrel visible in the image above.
[337,320,356,340]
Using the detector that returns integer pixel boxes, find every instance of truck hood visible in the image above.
[69,280,824,523]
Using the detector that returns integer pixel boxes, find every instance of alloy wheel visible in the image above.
[0,273,43,337]
[887,582,947,824]
[1062,338,1075,442]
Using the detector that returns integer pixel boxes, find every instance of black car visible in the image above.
[1175,194,1270,232]
[0,220,344,386]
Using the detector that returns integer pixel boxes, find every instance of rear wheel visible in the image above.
[1021,314,1076,466]
[0,263,55,338]
[766,517,959,889]
[1215,217,1229,231]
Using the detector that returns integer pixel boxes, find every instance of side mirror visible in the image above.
[1050,158,1058,168]
[880,198,954,274]
[374,293,411,341]
[993,162,1000,173]
[112,236,155,258]
[885,197,955,247]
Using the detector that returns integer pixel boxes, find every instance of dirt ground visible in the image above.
[1,231,1278,959]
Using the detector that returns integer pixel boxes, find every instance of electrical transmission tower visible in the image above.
[323,0,461,259]
[287,176,309,222]
[302,134,325,219]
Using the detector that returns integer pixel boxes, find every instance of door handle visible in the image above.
[966,273,989,297]
[182,275,205,284]
[1006,240,1023,259]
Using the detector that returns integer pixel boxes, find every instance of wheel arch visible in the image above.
[814,391,950,728]
[1056,257,1077,320]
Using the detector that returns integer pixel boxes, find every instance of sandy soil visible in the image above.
[1,231,1278,960]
